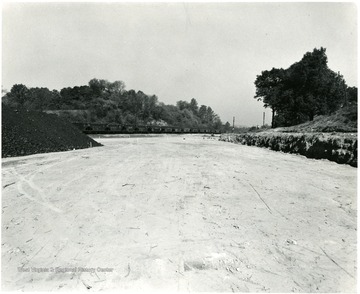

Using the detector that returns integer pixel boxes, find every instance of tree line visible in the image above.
[254,47,357,127]
[2,79,223,129]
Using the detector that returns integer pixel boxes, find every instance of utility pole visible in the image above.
[232,116,235,132]
[263,112,265,127]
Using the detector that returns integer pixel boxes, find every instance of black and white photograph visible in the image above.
[1,1,357,292]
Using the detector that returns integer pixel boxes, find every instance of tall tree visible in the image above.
[206,106,215,124]
[347,86,358,104]
[176,100,190,110]
[254,68,285,127]
[254,47,350,127]
[6,84,29,107]
[198,105,207,123]
[189,98,199,114]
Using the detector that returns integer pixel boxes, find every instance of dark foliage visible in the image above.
[254,47,357,128]
[2,78,222,129]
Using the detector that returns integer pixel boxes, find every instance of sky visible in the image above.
[2,2,357,126]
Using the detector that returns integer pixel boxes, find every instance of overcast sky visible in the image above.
[2,2,357,126]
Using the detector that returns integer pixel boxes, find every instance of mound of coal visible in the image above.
[2,105,102,158]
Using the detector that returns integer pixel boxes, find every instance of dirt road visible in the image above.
[1,135,357,292]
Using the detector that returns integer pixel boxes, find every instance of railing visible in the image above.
[72,123,221,134]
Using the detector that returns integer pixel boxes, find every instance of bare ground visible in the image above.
[1,135,357,292]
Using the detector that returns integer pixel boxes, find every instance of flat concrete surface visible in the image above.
[1,135,357,292]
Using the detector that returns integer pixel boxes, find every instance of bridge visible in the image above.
[72,122,221,134]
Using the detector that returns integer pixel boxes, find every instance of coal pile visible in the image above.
[2,105,102,158]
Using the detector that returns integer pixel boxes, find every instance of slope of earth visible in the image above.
[221,132,357,167]
[2,105,102,157]
[274,105,357,133]
[1,135,357,292]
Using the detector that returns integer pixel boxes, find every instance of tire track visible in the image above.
[13,167,63,213]
[11,157,77,213]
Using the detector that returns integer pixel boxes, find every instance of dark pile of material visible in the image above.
[2,105,102,157]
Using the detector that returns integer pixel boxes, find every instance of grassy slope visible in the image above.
[274,105,357,133]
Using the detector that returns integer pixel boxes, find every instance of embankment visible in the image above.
[220,132,357,167]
